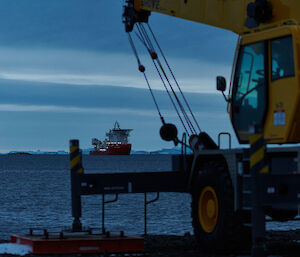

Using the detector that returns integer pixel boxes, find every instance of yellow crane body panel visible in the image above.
[135,0,300,35]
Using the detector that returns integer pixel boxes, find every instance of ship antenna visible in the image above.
[114,121,121,130]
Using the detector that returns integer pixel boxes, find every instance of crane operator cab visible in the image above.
[218,25,300,144]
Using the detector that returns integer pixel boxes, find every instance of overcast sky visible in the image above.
[0,0,238,152]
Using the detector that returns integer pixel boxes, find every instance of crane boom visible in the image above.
[126,0,300,144]
[134,0,300,35]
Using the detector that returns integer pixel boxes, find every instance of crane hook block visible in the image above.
[123,0,150,32]
[160,123,178,142]
[245,0,272,29]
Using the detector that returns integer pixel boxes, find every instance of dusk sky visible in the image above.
[0,0,238,152]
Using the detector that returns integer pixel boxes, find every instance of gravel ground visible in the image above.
[0,230,299,257]
[144,230,300,257]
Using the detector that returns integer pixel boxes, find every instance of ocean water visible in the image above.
[0,154,298,240]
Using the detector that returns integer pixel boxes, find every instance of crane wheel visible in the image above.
[191,162,247,252]
[198,185,219,233]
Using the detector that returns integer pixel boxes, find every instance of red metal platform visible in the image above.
[10,231,144,255]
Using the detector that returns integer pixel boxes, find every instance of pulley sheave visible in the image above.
[123,0,150,32]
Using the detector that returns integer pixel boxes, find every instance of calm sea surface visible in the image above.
[0,154,298,240]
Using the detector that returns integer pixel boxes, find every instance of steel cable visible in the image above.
[137,23,196,135]
[127,33,165,124]
[135,25,190,135]
[146,23,202,133]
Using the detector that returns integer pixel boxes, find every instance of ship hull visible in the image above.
[89,144,131,156]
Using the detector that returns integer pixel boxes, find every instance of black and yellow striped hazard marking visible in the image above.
[250,134,269,174]
[70,140,83,173]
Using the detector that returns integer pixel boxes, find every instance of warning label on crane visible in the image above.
[273,110,285,126]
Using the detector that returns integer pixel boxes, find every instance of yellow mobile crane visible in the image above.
[68,1,300,257]
[121,0,300,256]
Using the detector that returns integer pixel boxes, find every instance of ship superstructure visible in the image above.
[90,121,132,155]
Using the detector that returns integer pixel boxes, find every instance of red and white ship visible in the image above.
[89,121,132,155]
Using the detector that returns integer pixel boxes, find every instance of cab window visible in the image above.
[271,36,294,81]
[232,41,266,135]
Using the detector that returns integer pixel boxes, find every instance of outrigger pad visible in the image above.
[10,232,144,255]
[198,132,219,150]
